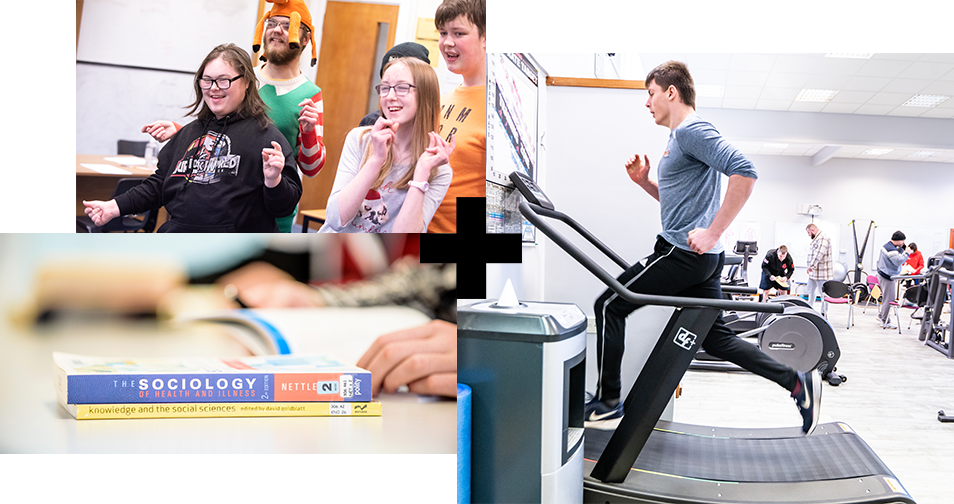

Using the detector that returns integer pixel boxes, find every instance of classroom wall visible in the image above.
[76,0,452,156]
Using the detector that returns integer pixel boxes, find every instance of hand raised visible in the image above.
[141,120,177,142]
[369,116,398,155]
[82,199,121,227]
[261,141,284,188]
[415,132,455,177]
[298,98,319,133]
[625,154,651,185]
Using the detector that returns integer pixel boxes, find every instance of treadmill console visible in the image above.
[509,171,554,210]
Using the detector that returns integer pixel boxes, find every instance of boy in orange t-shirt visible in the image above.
[429,0,486,233]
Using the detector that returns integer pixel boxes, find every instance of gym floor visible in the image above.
[671,300,954,504]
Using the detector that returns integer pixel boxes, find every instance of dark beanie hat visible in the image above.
[380,42,430,77]
[891,230,906,241]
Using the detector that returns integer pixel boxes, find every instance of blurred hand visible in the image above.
[141,120,178,142]
[82,199,120,226]
[356,320,457,398]
[216,262,323,308]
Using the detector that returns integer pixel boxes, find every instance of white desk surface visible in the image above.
[0,307,454,454]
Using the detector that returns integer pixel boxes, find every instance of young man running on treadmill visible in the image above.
[585,60,822,435]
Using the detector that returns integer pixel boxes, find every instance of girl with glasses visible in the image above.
[319,57,454,233]
[83,44,302,232]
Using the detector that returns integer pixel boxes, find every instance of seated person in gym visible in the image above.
[759,245,794,301]
[585,61,822,436]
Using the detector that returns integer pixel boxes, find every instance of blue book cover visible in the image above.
[55,352,372,404]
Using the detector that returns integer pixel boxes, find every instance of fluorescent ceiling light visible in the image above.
[795,89,839,102]
[763,143,790,149]
[696,84,724,98]
[911,150,939,157]
[862,148,893,156]
[825,53,874,59]
[901,94,950,107]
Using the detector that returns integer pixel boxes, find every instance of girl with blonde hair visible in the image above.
[320,57,454,233]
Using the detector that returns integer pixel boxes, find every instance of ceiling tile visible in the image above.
[886,106,930,117]
[684,54,731,70]
[868,92,913,106]
[696,96,724,108]
[692,68,729,86]
[805,74,851,89]
[788,101,826,112]
[730,54,777,72]
[842,76,892,92]
[721,98,758,109]
[903,61,954,80]
[754,100,791,111]
[822,103,862,114]
[772,54,821,73]
[857,59,912,78]
[920,80,954,95]
[829,90,877,104]
[880,78,933,94]
[760,87,800,100]
[853,104,896,115]
[724,85,763,99]
[726,71,770,87]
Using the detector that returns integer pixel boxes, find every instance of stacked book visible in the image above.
[54,352,380,420]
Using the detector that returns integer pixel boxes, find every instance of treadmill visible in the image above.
[509,171,915,504]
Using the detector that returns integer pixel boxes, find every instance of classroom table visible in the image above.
[0,306,455,454]
[76,154,155,213]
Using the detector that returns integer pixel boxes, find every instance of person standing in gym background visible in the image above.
[585,60,822,436]
[759,245,795,301]
[805,223,833,314]
[877,230,911,329]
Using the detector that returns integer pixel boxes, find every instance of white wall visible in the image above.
[76,0,455,156]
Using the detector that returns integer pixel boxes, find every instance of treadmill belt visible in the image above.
[585,425,893,483]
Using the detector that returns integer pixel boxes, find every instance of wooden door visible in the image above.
[301,1,399,219]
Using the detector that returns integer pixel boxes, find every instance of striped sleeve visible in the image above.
[297,90,326,177]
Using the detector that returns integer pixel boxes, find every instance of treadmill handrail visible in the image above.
[529,203,630,270]
[520,201,783,314]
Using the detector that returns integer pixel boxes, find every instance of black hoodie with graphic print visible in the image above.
[115,113,301,232]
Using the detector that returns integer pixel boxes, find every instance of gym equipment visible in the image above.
[694,294,843,386]
[848,220,876,285]
[507,171,910,504]
[917,249,954,359]
[728,241,758,287]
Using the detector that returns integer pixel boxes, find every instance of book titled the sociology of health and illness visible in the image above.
[61,400,382,420]
[54,352,372,404]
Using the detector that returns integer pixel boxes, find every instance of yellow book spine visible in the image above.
[68,401,381,419]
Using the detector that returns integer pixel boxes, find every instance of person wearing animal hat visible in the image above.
[142,0,326,232]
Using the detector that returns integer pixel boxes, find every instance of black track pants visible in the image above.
[593,237,799,403]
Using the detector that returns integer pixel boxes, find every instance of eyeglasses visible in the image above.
[264,18,306,32]
[375,83,416,96]
[198,76,242,90]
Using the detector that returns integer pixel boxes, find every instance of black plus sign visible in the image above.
[421,197,522,299]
